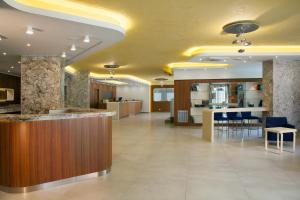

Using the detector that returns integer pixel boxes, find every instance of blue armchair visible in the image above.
[266,117,295,141]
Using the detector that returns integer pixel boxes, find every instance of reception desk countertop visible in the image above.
[0,108,115,122]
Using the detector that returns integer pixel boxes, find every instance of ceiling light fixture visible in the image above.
[104,64,120,77]
[2,52,7,56]
[223,20,259,53]
[7,70,10,73]
[26,43,31,47]
[61,52,67,58]
[70,44,76,51]
[83,35,90,43]
[18,61,21,64]
[10,66,14,69]
[26,26,34,35]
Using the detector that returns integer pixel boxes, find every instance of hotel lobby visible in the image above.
[0,0,300,199]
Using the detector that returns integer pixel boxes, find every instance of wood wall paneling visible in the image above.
[90,80,116,109]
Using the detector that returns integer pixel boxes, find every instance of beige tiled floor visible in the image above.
[1,113,300,200]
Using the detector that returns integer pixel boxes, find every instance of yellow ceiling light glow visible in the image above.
[90,73,151,85]
[10,0,131,30]
[165,62,230,75]
[183,46,300,56]
[64,65,77,74]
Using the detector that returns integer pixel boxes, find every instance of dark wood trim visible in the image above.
[151,85,174,112]
[0,116,112,188]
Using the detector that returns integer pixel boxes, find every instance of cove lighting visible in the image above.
[99,80,128,85]
[64,65,77,74]
[165,62,230,75]
[183,46,300,57]
[90,73,151,85]
[9,0,131,31]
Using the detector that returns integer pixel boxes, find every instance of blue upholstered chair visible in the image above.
[227,112,243,134]
[241,112,260,136]
[214,112,228,134]
[266,117,295,141]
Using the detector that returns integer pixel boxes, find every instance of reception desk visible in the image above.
[107,101,142,120]
[202,107,268,143]
[0,108,114,193]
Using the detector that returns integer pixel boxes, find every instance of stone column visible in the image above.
[262,59,300,130]
[65,70,90,108]
[21,56,64,114]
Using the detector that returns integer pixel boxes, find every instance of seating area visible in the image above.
[214,111,261,139]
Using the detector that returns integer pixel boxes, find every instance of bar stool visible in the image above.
[241,112,260,137]
[226,112,243,136]
[214,112,228,136]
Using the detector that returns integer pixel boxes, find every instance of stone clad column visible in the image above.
[21,56,64,114]
[262,59,300,130]
[65,70,90,108]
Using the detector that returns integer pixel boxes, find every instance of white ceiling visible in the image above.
[0,1,124,76]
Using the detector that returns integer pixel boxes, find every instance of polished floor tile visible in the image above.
[1,113,300,200]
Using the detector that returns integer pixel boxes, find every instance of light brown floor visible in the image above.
[1,113,300,200]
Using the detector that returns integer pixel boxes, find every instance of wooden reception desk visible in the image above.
[107,101,142,120]
[202,107,268,143]
[0,108,114,193]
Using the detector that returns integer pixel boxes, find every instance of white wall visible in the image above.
[174,62,262,80]
[116,84,150,112]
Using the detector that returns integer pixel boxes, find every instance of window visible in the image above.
[153,88,174,102]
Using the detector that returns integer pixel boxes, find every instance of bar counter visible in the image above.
[0,108,114,193]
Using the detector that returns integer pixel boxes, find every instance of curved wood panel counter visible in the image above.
[0,108,114,193]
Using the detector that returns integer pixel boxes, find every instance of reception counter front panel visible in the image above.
[0,109,113,192]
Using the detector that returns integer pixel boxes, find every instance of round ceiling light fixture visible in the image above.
[223,20,259,53]
[104,64,120,77]
[154,77,168,87]
[223,20,259,34]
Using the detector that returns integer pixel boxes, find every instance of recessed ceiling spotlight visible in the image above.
[243,60,247,63]
[70,44,76,51]
[18,61,21,64]
[199,58,202,61]
[10,66,14,69]
[26,43,31,47]
[26,26,34,35]
[275,56,278,59]
[2,52,7,56]
[7,70,10,73]
[61,52,67,58]
[83,35,90,43]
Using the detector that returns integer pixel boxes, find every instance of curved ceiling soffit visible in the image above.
[3,0,128,34]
